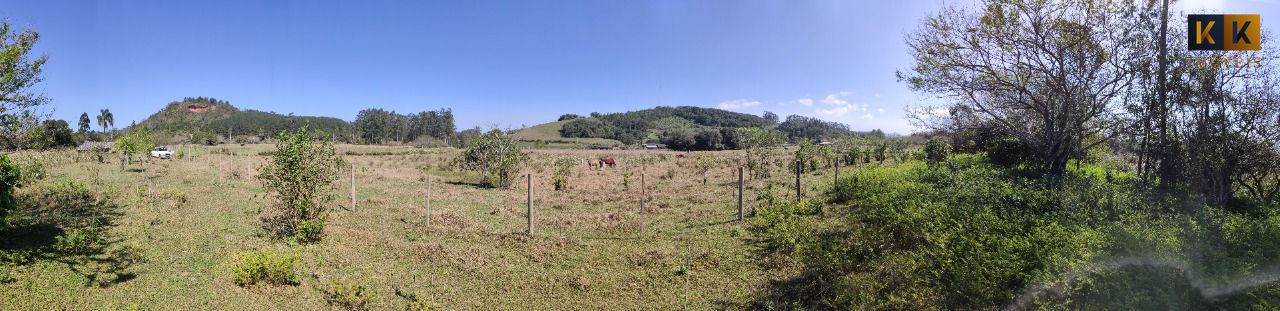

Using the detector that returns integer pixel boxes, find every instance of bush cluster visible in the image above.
[230,248,298,286]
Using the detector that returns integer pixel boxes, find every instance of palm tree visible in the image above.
[97,109,114,139]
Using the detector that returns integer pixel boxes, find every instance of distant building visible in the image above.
[642,144,659,150]
[818,141,833,146]
[76,141,115,152]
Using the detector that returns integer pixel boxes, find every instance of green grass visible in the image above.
[0,145,851,309]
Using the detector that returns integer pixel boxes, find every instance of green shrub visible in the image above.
[923,137,950,164]
[324,280,375,310]
[0,155,21,227]
[986,138,1027,167]
[54,227,105,255]
[257,126,346,243]
[454,129,526,188]
[552,157,576,191]
[230,248,298,286]
[395,287,435,311]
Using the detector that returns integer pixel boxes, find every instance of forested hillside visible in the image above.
[139,97,350,144]
[133,98,456,146]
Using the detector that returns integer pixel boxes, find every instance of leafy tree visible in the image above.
[660,129,697,151]
[901,0,1141,178]
[256,126,346,243]
[719,127,743,150]
[694,129,724,151]
[794,140,832,172]
[762,111,779,125]
[114,126,154,166]
[0,21,50,149]
[777,115,850,142]
[692,152,718,184]
[739,128,786,178]
[29,119,74,149]
[455,129,526,188]
[557,114,581,121]
[77,112,91,134]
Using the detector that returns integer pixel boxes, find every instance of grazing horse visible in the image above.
[599,157,617,169]
[676,153,687,159]
[587,158,599,170]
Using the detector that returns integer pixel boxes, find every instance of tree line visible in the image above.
[352,108,456,145]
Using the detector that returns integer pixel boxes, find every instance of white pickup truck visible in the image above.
[150,146,174,159]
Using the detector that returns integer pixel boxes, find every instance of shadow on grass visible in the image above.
[443,180,496,189]
[0,179,141,287]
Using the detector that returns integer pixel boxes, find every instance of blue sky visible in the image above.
[0,0,1275,134]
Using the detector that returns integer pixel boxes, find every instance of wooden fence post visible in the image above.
[795,160,802,200]
[430,176,435,227]
[737,167,744,222]
[527,174,534,235]
[834,158,840,192]
[641,173,647,211]
[350,165,356,209]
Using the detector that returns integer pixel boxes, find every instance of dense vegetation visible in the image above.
[751,154,1280,309]
[744,0,1280,308]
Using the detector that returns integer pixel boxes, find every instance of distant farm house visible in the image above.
[642,144,666,150]
[818,141,833,146]
[75,141,115,152]
[187,104,212,112]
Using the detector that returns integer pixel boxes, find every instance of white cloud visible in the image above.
[814,92,869,117]
[860,113,874,119]
[820,91,852,106]
[794,98,814,107]
[716,99,761,110]
[816,105,855,117]
[877,108,885,114]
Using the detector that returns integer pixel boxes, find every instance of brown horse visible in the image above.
[599,157,617,169]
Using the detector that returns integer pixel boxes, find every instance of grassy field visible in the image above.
[0,144,842,310]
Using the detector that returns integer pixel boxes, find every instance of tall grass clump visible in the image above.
[231,248,298,286]
[257,126,346,243]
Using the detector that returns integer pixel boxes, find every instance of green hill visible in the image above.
[138,97,350,144]
[511,120,624,149]
[532,106,774,146]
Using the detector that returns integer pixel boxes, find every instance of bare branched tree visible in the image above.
[901,0,1144,178]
